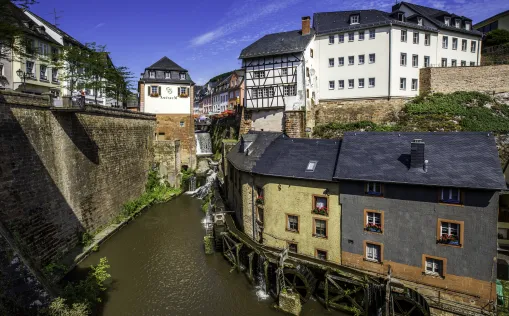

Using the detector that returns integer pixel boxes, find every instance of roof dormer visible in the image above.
[349,13,360,25]
[417,16,423,26]
[444,16,451,26]
[398,12,405,22]
[455,18,461,28]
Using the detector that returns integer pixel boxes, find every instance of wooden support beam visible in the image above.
[248,252,255,282]
[263,260,270,294]
[236,243,243,273]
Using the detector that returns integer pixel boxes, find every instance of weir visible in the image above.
[195,132,213,156]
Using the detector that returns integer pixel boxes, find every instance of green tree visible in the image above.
[0,0,38,61]
[484,29,509,47]
[82,42,110,104]
[105,65,134,108]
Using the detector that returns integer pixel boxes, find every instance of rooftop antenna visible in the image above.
[48,8,63,27]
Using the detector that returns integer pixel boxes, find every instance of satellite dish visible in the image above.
[310,69,316,76]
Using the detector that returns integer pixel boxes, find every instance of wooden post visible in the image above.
[264,260,270,294]
[236,243,243,273]
[248,252,254,283]
[385,265,392,316]
[325,272,329,311]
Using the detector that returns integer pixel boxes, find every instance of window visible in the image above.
[339,34,344,43]
[455,19,460,28]
[366,182,382,195]
[51,47,59,61]
[418,17,423,26]
[398,12,404,22]
[348,56,354,65]
[329,35,335,44]
[470,62,476,66]
[438,219,463,246]
[441,58,447,67]
[462,39,467,51]
[413,32,419,44]
[0,64,4,77]
[424,33,430,46]
[338,57,344,66]
[257,89,263,98]
[329,58,334,67]
[306,160,318,172]
[358,54,365,65]
[151,86,158,94]
[310,48,313,58]
[316,249,327,261]
[440,188,461,204]
[281,68,288,75]
[329,81,335,90]
[288,243,298,253]
[38,42,50,56]
[401,29,407,42]
[461,60,466,66]
[179,73,186,80]
[400,78,406,90]
[350,15,359,24]
[283,85,297,96]
[338,80,344,89]
[365,210,383,233]
[359,30,365,41]
[314,219,327,238]
[348,32,354,42]
[287,214,299,232]
[149,71,155,78]
[411,79,418,91]
[40,65,47,80]
[442,36,448,49]
[424,56,430,67]
[254,71,265,79]
[365,242,381,262]
[164,72,171,79]
[179,87,187,96]
[444,17,450,26]
[26,61,34,77]
[369,77,375,88]
[451,59,457,67]
[452,38,458,50]
[425,257,444,276]
[369,53,375,63]
[369,29,375,39]
[400,53,407,66]
[412,54,418,67]
[179,121,185,127]
[471,41,476,53]
[348,79,354,89]
[358,78,364,88]
[465,22,471,30]
[314,196,327,211]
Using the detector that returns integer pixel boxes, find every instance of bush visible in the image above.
[484,29,509,47]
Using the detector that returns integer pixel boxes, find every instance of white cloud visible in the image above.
[94,23,105,29]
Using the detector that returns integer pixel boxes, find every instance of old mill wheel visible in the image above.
[392,288,430,316]
[283,266,316,303]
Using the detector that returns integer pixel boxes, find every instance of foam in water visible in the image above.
[195,132,213,156]
[255,256,269,301]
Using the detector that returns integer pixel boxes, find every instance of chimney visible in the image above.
[302,16,311,35]
[410,139,425,169]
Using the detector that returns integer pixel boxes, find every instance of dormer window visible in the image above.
[149,71,155,79]
[164,72,171,79]
[306,160,318,172]
[455,19,461,28]
[398,12,405,22]
[180,73,186,80]
[444,17,450,26]
[350,14,360,25]
[417,17,423,26]
[465,22,471,30]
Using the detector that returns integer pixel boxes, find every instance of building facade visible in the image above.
[139,56,196,168]
[474,10,509,33]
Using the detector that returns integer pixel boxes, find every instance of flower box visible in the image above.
[437,234,460,246]
[312,207,328,216]
[365,224,382,233]
[150,93,159,97]
[179,94,189,98]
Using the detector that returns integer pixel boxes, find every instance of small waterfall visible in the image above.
[191,169,217,199]
[195,132,213,156]
[188,176,197,192]
[255,256,269,300]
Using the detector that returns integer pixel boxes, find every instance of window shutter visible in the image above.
[148,86,151,95]
[158,86,161,96]
[186,88,189,96]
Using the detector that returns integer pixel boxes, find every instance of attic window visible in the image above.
[465,22,471,30]
[165,72,170,79]
[455,19,461,28]
[398,12,405,22]
[306,160,318,172]
[350,15,360,25]
[444,17,450,26]
[180,72,186,80]
[149,71,155,79]
[417,17,423,26]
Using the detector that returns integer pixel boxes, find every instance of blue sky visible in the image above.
[30,0,507,86]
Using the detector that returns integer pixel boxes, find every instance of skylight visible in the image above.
[306,160,318,172]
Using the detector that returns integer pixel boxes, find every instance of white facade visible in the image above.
[143,83,191,114]
[220,91,228,112]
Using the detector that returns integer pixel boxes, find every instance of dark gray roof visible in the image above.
[474,10,509,29]
[147,57,187,71]
[239,30,314,59]
[226,132,285,173]
[141,78,194,85]
[26,10,83,47]
[253,138,341,182]
[334,132,506,190]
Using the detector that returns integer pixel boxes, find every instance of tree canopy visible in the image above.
[484,29,509,47]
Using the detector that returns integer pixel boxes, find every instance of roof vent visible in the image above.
[410,139,425,170]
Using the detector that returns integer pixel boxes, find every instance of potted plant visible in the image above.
[255,196,264,206]
[312,206,328,216]
[365,223,382,233]
[437,234,460,246]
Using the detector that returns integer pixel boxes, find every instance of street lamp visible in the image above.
[16,69,27,92]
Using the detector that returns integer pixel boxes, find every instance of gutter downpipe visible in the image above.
[251,173,256,241]
[477,39,481,66]
[301,51,307,136]
[388,23,392,100]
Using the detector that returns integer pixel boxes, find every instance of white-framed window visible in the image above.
[179,73,186,80]
[339,34,344,43]
[369,29,375,39]
[400,78,406,90]
[424,33,430,46]
[451,59,457,67]
[163,72,169,79]
[413,32,419,44]
[338,57,344,66]
[412,54,418,67]
[411,78,418,90]
[348,56,354,65]
[358,54,365,65]
[40,64,47,80]
[470,61,476,66]
[338,80,344,89]
[455,19,461,28]
[329,35,335,44]
[461,60,466,66]
[366,243,381,262]
[367,212,381,226]
[289,85,296,96]
[149,71,155,78]
[471,41,476,53]
[401,29,407,42]
[400,53,407,66]
[179,121,185,127]
[263,87,269,97]
[462,39,467,51]
[348,32,354,42]
[350,14,359,24]
[151,86,158,94]
[369,77,375,88]
[452,38,458,50]
[369,54,375,63]
[329,80,335,90]
[441,188,461,204]
[358,78,364,88]
[424,56,430,67]
[366,182,382,195]
[425,258,443,276]
[316,249,327,260]
[442,36,448,49]
[441,221,460,240]
[441,58,447,67]
[179,87,187,96]
[26,60,34,77]
[257,89,263,98]
[314,219,327,238]
[418,17,423,26]
[281,68,288,75]
[38,42,50,56]
[359,30,365,40]
[329,58,334,67]
[348,79,354,89]
[444,17,450,26]
[398,12,405,21]
[465,22,471,30]
[254,70,265,79]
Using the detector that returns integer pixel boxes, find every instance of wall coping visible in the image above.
[0,90,50,107]
[284,110,306,113]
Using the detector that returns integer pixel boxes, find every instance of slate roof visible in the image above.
[226,131,285,173]
[253,138,341,182]
[239,30,314,59]
[25,10,83,47]
[146,56,187,71]
[334,132,506,190]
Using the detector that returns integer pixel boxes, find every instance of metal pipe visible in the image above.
[388,24,392,100]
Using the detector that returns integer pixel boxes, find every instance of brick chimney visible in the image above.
[410,139,425,169]
[302,16,311,35]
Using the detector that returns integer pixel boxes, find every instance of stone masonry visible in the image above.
[154,140,181,187]
[284,110,306,138]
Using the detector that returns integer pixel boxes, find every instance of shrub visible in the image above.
[484,29,509,47]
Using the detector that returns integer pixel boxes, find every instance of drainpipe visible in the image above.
[477,39,481,66]
[388,23,392,100]
[251,174,256,241]
[301,52,307,135]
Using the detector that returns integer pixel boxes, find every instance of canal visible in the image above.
[77,195,332,316]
